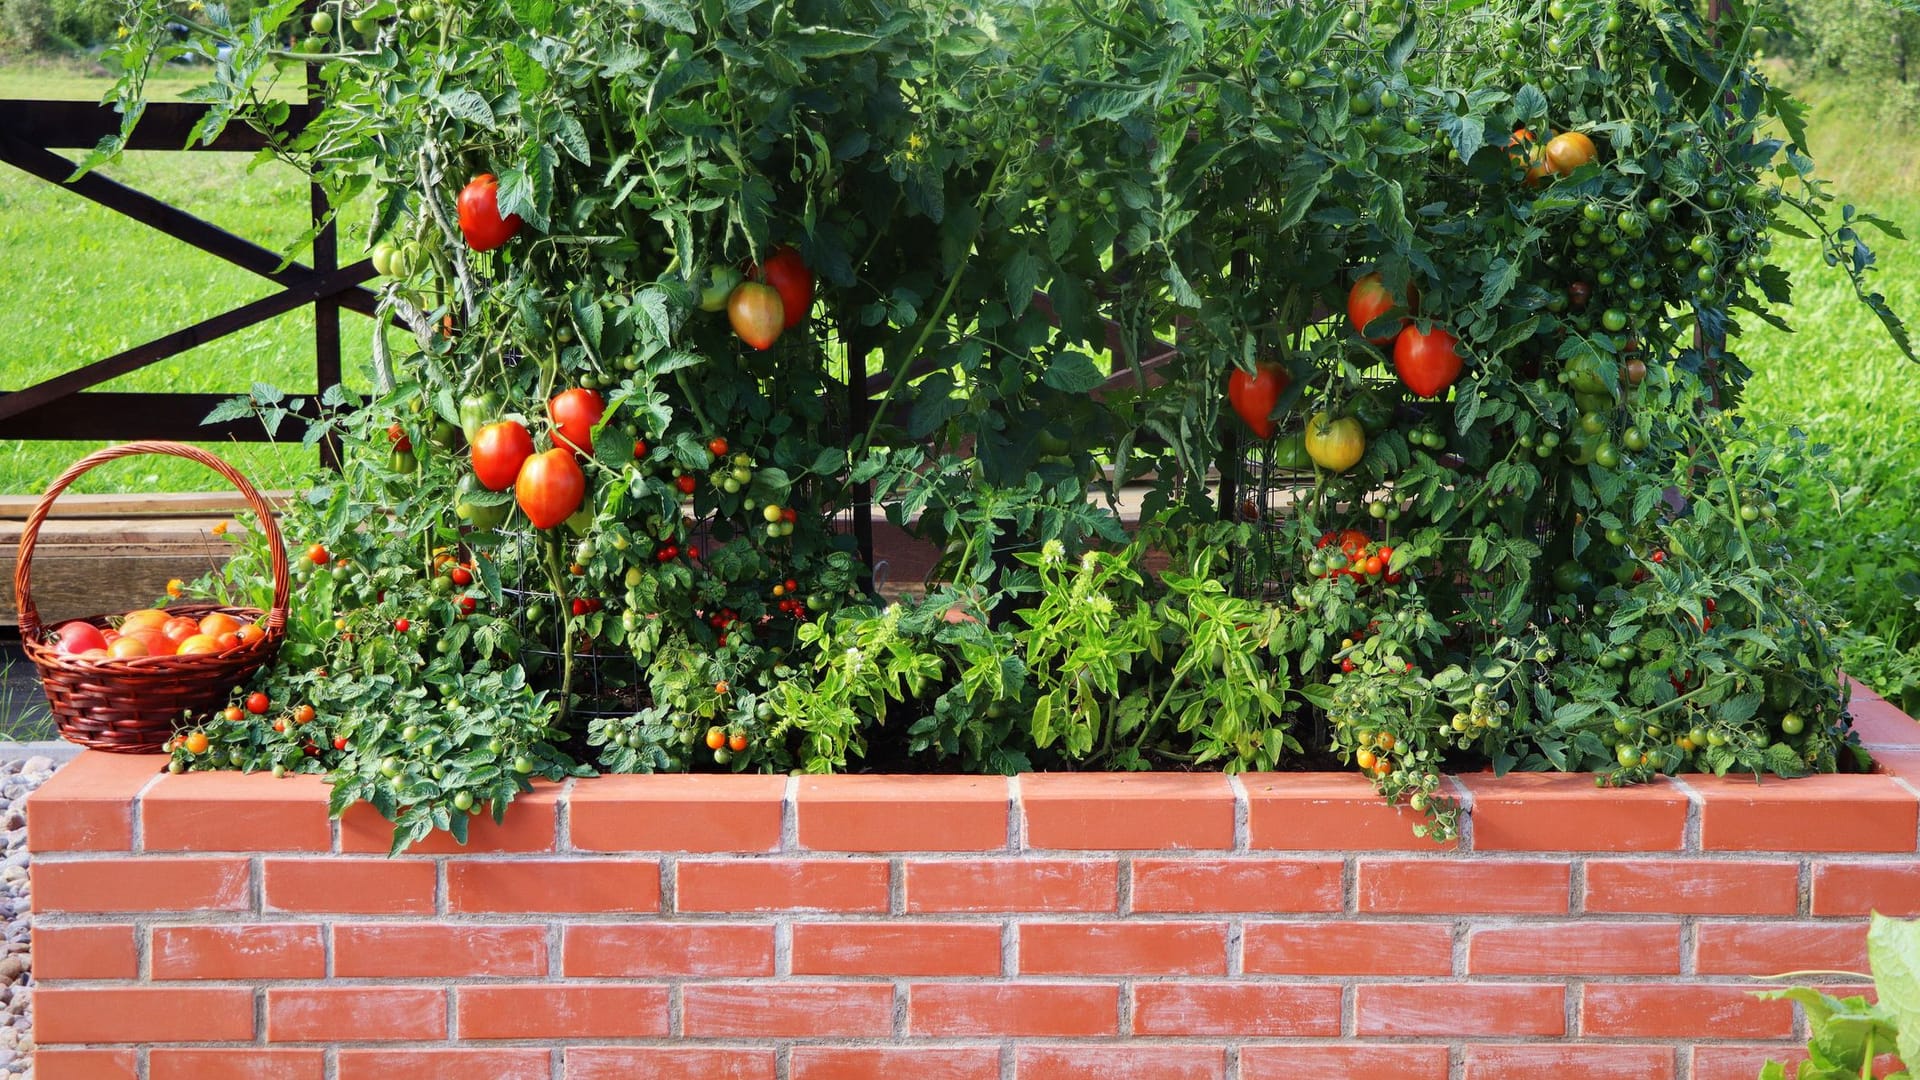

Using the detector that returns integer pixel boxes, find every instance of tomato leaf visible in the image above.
[1042,352,1105,394]
[1868,914,1920,1070]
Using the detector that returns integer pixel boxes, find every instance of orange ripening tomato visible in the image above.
[235,623,266,647]
[1347,272,1415,344]
[175,634,224,656]
[1507,127,1549,183]
[107,637,150,660]
[1544,130,1597,176]
[198,611,242,638]
[122,608,170,632]
[161,616,203,646]
[123,627,173,657]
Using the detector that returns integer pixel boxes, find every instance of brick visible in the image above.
[1356,984,1565,1037]
[1815,861,1920,915]
[458,985,669,1039]
[1689,1045,1816,1080]
[910,983,1119,1037]
[337,1049,550,1080]
[1467,922,1683,975]
[32,924,137,980]
[335,924,548,978]
[151,1049,326,1080]
[677,859,889,912]
[264,857,436,913]
[34,857,249,913]
[792,1049,1001,1080]
[141,770,332,851]
[1709,1040,1908,1079]
[447,858,661,913]
[34,1049,138,1079]
[793,922,1002,976]
[1243,773,1446,850]
[1847,678,1920,747]
[152,924,325,980]
[1133,982,1343,1036]
[267,986,446,1041]
[1466,1045,1676,1080]
[36,987,255,1043]
[339,782,560,853]
[682,984,894,1038]
[1241,1045,1451,1080]
[1694,774,1919,852]
[1244,920,1454,976]
[1131,858,1342,913]
[1020,921,1227,975]
[570,773,785,852]
[1461,773,1687,851]
[1015,1046,1226,1080]
[1584,859,1800,914]
[905,858,1117,913]
[24,751,162,852]
[1582,984,1794,1038]
[564,923,774,978]
[1359,859,1569,914]
[1873,749,1920,781]
[568,1048,778,1080]
[1695,921,1870,976]
[1022,772,1234,850]
[798,775,1008,851]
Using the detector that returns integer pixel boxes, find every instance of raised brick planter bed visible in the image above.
[23,679,1920,1080]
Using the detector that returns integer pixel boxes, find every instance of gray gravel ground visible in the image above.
[2,750,71,1080]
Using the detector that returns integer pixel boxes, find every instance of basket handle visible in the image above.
[14,441,291,643]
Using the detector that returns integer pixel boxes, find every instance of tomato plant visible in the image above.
[119,0,1909,850]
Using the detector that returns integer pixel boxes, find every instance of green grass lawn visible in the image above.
[0,57,376,495]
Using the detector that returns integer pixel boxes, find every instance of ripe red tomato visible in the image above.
[1545,131,1597,175]
[728,282,784,350]
[676,474,698,495]
[1347,272,1413,344]
[306,543,330,566]
[246,691,271,714]
[471,420,535,491]
[707,436,729,458]
[1393,324,1464,399]
[755,245,814,329]
[515,448,586,529]
[52,621,107,655]
[456,174,522,252]
[549,387,605,456]
[1226,361,1289,440]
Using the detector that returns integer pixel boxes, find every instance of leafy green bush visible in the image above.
[94,0,1908,849]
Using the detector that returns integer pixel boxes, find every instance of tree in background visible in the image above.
[0,0,56,53]
[1791,0,1920,115]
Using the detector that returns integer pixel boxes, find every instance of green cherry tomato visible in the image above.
[1602,309,1628,332]
[1780,713,1806,735]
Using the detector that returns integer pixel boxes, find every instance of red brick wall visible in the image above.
[25,679,1920,1080]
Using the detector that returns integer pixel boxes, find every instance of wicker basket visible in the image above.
[14,442,291,753]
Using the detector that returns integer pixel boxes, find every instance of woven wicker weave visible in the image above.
[15,442,290,753]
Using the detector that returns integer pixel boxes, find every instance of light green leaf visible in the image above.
[1869,914,1920,1069]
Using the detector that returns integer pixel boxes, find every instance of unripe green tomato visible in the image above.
[452,790,475,811]
[310,10,335,33]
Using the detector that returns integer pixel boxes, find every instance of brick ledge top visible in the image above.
[23,744,1920,857]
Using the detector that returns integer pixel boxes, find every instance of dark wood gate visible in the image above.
[0,93,377,444]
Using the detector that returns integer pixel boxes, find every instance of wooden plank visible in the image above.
[0,391,323,443]
[0,491,290,520]
[0,100,314,152]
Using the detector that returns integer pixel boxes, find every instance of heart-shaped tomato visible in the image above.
[1226,362,1290,440]
[515,448,586,529]
[755,245,814,329]
[728,282,785,350]
[456,174,523,252]
[1348,272,1416,344]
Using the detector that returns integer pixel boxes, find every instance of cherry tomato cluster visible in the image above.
[1307,529,1401,584]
